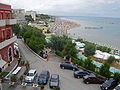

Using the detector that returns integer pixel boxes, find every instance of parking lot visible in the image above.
[2,39,101,90]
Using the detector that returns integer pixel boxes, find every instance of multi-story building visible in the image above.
[26,10,36,21]
[0,3,17,72]
[13,9,26,23]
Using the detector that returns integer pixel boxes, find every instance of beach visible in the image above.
[49,17,80,36]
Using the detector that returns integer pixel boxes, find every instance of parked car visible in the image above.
[100,78,118,90]
[49,74,59,88]
[38,70,50,85]
[60,61,79,71]
[74,69,90,78]
[25,69,37,83]
[83,74,104,84]
[114,84,120,90]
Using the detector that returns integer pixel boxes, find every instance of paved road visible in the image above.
[3,39,101,90]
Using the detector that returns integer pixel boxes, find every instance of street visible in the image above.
[3,39,101,90]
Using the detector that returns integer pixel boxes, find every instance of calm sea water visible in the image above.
[64,16,120,49]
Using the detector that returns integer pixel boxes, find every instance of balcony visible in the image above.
[0,36,17,50]
[0,20,6,26]
[6,19,17,25]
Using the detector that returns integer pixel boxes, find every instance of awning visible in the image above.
[0,59,7,68]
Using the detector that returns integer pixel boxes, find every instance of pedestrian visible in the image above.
[46,55,49,62]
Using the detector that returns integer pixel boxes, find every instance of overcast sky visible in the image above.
[0,0,120,18]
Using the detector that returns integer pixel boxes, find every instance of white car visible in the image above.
[25,69,37,83]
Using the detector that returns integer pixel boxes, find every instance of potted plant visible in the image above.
[52,87,60,90]
[40,85,44,90]
[10,75,17,85]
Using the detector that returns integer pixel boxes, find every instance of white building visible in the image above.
[25,10,36,21]
[13,9,26,23]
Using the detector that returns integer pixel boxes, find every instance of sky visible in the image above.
[0,0,120,18]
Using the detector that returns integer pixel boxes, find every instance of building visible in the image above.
[26,10,36,21]
[13,9,26,23]
[0,3,17,72]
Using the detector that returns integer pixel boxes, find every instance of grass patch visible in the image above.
[0,72,9,77]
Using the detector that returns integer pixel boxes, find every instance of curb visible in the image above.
[21,39,47,62]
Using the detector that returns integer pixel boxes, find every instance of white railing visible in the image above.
[6,19,17,25]
[0,36,17,50]
[0,20,6,26]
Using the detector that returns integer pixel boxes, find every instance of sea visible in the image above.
[63,16,120,50]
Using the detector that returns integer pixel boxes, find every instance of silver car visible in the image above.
[25,69,37,83]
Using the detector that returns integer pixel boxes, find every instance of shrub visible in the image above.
[52,87,60,90]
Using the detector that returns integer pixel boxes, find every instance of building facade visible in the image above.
[13,9,26,23]
[26,10,36,21]
[0,3,17,72]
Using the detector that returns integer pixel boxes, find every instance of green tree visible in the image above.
[61,41,78,59]
[84,44,96,56]
[26,35,45,53]
[12,24,21,35]
[25,15,34,22]
[48,35,70,52]
[84,58,96,72]
[107,56,116,64]
[99,62,111,78]
[113,72,120,83]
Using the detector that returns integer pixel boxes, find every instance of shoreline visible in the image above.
[49,17,120,55]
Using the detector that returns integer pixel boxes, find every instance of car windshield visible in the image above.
[27,73,34,76]
[51,78,58,82]
[40,74,47,79]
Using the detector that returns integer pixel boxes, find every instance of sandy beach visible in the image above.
[49,18,80,36]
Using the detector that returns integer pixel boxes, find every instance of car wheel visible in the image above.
[86,82,89,84]
[77,76,80,78]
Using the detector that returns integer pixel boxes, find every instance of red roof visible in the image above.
[0,3,11,9]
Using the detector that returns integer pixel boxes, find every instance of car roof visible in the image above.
[51,74,59,78]
[28,69,36,73]
[40,70,49,75]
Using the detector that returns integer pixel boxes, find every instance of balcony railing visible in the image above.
[0,20,6,26]
[6,19,17,25]
[0,36,17,50]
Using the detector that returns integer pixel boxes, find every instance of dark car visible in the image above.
[49,74,59,88]
[114,84,120,90]
[100,78,118,90]
[83,74,104,84]
[60,61,79,71]
[74,69,90,78]
[38,70,50,85]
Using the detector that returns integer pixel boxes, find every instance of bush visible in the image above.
[52,87,60,90]
[99,62,111,78]
[113,72,120,83]
[40,85,44,89]
[11,75,17,82]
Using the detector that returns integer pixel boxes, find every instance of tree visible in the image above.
[25,15,34,22]
[113,72,120,83]
[12,24,21,35]
[84,58,96,72]
[26,35,45,53]
[61,41,78,59]
[107,56,116,64]
[48,35,70,52]
[99,62,111,78]
[84,44,96,56]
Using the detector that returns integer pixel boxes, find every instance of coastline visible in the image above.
[49,17,120,54]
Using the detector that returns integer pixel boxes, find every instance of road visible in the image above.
[3,39,101,90]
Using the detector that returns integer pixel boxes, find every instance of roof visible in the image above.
[29,69,36,73]
[40,70,49,75]
[51,74,59,78]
